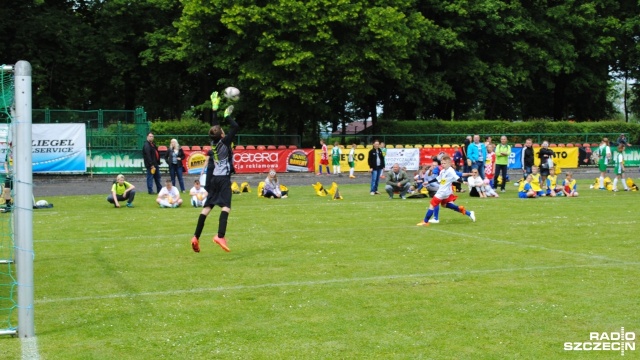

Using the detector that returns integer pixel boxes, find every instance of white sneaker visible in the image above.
[469,211,476,222]
[428,218,439,224]
[370,192,375,195]
[513,182,520,186]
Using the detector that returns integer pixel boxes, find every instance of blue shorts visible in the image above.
[518,192,528,199]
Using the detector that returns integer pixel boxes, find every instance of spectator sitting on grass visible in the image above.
[107,174,136,208]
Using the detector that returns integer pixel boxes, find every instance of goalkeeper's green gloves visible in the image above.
[210,91,220,110]
[224,105,234,118]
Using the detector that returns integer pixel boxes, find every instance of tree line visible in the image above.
[2,0,638,139]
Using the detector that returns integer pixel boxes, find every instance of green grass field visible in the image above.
[1,180,639,359]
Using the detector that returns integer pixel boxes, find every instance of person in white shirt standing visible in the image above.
[417,155,476,226]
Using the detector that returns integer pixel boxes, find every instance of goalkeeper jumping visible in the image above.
[191,91,238,253]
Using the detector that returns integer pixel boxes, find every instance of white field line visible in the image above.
[428,227,638,264]
[35,262,636,305]
[21,336,40,360]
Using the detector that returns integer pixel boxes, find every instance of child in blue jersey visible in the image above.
[417,155,475,226]
[518,174,537,198]
[612,144,630,192]
[562,172,579,197]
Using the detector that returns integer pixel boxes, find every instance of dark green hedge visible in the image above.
[371,120,640,145]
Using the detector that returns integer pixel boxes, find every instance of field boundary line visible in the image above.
[21,336,40,360]
[431,228,635,264]
[35,263,637,304]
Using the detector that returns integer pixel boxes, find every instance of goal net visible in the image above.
[0,64,16,335]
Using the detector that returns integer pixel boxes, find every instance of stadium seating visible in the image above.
[191,145,201,151]
[442,144,451,148]
[414,144,423,149]
[181,146,190,152]
[433,144,442,149]
[565,143,574,147]
[533,143,540,147]
[245,145,256,150]
[404,145,413,148]
[158,146,168,152]
[394,144,403,148]
[203,146,211,152]
[234,145,245,150]
[514,143,522,147]
[267,145,276,150]
[288,145,298,149]
[257,145,266,150]
[356,145,365,149]
[277,145,287,149]
[423,144,432,148]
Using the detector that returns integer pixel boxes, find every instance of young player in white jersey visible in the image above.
[331,141,342,176]
[348,142,356,179]
[596,138,612,190]
[189,179,208,207]
[417,155,475,226]
[612,144,630,192]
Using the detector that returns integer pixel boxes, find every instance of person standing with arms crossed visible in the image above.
[191,91,239,253]
[143,132,162,194]
[494,135,511,192]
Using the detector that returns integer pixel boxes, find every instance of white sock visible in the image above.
[350,168,354,176]
[599,176,604,188]
[623,178,629,190]
[613,178,618,190]
[158,199,171,207]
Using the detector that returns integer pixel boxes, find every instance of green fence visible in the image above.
[327,133,625,146]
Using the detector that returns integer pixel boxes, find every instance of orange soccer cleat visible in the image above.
[191,236,200,253]
[213,236,230,252]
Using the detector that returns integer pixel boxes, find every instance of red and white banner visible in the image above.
[183,148,315,174]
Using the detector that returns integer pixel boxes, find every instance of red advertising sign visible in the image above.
[182,148,315,174]
[419,148,458,166]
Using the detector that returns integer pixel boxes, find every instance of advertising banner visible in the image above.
[88,150,148,174]
[187,148,316,174]
[0,123,87,173]
[510,147,580,169]
[384,148,421,170]
[314,148,371,172]
[419,148,457,166]
[614,146,640,167]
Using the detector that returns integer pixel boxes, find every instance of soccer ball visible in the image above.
[223,87,240,101]
[36,199,48,207]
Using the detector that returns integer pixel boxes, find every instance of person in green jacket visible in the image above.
[494,136,511,193]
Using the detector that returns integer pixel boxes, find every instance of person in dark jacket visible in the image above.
[367,140,385,195]
[515,138,535,186]
[165,138,186,192]
[142,132,162,194]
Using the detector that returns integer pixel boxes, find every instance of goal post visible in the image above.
[14,60,35,338]
[0,60,34,338]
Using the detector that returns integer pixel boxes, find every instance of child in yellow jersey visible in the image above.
[546,167,564,197]
[518,174,537,198]
[562,172,579,197]
[529,166,545,197]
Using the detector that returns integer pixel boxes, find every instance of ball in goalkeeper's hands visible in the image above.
[224,87,240,101]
